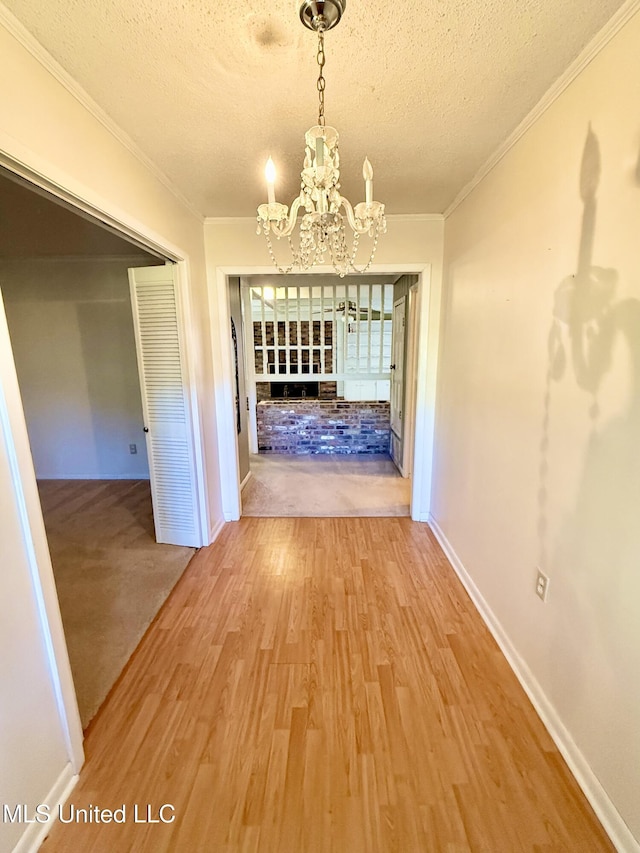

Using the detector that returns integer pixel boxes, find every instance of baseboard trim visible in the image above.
[208,517,225,546]
[35,474,151,481]
[11,763,78,853]
[428,514,639,853]
[240,470,252,491]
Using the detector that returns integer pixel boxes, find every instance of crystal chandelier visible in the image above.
[256,0,386,278]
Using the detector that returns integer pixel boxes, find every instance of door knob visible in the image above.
[143,427,149,433]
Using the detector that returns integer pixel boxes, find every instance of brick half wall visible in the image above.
[257,401,390,455]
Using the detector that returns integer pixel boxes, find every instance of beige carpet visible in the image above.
[241,453,411,517]
[38,479,195,729]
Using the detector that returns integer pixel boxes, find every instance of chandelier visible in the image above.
[256,0,386,277]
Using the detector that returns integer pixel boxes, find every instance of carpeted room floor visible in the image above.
[241,453,411,517]
[38,479,195,729]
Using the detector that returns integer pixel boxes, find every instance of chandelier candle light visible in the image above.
[256,0,386,277]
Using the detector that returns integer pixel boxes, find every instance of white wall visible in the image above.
[0,384,70,853]
[0,17,224,851]
[0,292,80,853]
[2,258,151,479]
[204,215,444,272]
[433,9,640,848]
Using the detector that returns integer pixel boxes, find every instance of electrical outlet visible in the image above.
[536,569,549,602]
[129,443,138,455]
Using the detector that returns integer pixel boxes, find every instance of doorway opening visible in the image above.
[0,167,203,729]
[228,273,419,517]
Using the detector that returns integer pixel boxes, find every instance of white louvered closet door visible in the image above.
[128,264,202,547]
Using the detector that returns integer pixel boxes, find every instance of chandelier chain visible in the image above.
[316,32,326,127]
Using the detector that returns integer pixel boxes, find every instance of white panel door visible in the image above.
[390,296,406,471]
[129,264,202,547]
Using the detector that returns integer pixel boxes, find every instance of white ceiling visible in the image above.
[2,0,627,217]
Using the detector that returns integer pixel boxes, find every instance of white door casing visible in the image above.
[390,295,406,473]
[402,285,420,478]
[129,264,204,547]
[213,263,438,523]
[241,283,259,455]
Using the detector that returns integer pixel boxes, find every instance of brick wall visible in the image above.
[319,382,337,399]
[256,382,270,402]
[257,401,390,455]
[256,381,337,401]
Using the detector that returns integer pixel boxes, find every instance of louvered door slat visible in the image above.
[129,265,201,546]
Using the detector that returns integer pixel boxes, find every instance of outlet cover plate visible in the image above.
[536,569,549,602]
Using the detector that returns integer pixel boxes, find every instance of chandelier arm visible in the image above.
[339,197,375,235]
[271,197,304,238]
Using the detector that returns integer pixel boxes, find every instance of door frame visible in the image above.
[0,151,210,770]
[390,294,407,475]
[211,263,440,523]
[402,282,421,479]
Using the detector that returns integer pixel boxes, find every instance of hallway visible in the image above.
[41,518,612,852]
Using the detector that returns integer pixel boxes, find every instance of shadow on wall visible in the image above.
[538,125,640,790]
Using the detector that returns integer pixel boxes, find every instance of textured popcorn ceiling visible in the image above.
[3,0,627,216]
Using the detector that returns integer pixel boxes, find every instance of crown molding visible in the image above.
[0,3,204,223]
[204,216,257,226]
[444,0,640,219]
[204,213,444,226]
[386,213,444,222]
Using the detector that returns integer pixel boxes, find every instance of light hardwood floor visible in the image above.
[42,518,614,852]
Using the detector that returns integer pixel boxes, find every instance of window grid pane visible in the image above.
[250,283,393,380]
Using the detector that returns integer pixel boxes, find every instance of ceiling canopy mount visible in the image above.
[298,0,346,33]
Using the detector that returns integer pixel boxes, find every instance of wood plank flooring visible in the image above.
[41,518,614,852]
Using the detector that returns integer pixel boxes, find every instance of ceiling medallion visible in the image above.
[256,0,386,277]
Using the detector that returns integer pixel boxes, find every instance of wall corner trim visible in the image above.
[427,514,640,853]
[0,5,204,224]
[443,0,640,219]
[10,763,78,853]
